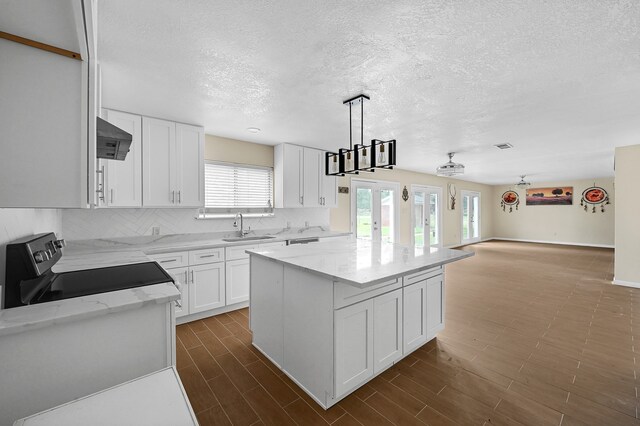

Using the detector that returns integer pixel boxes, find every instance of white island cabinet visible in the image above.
[247,239,472,409]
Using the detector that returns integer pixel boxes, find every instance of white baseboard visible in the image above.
[612,278,640,289]
[446,237,493,249]
[486,237,614,249]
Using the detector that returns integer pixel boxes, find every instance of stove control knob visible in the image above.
[54,239,66,249]
[34,250,50,263]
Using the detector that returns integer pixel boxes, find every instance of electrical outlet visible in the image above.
[286,221,291,229]
[305,221,309,228]
[151,226,160,235]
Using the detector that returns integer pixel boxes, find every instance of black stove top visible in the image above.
[29,262,173,305]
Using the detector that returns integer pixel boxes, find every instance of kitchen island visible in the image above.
[247,238,473,409]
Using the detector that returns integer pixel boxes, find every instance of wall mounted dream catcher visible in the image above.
[580,186,609,213]
[500,190,519,213]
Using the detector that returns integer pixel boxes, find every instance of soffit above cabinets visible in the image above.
[0,0,82,53]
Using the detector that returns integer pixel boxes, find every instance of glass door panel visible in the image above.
[380,188,395,244]
[412,186,442,249]
[352,180,398,243]
[413,191,425,248]
[356,187,373,240]
[461,191,481,244]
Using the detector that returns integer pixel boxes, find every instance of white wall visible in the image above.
[614,145,640,285]
[0,208,62,291]
[492,177,614,247]
[61,208,329,240]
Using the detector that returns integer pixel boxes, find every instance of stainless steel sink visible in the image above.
[222,235,276,242]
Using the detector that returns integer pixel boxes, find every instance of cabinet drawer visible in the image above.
[148,251,189,269]
[225,244,259,261]
[189,247,224,265]
[334,277,401,310]
[403,266,442,286]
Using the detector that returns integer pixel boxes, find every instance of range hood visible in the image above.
[96,117,132,161]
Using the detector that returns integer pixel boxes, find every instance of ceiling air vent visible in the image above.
[494,143,513,150]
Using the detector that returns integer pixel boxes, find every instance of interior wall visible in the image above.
[614,145,640,285]
[0,209,62,293]
[205,134,274,167]
[329,168,494,247]
[492,177,614,247]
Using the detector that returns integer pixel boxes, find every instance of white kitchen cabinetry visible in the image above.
[274,144,337,208]
[166,267,189,318]
[142,117,203,208]
[250,260,446,408]
[334,299,374,397]
[426,274,445,339]
[226,259,251,305]
[303,148,321,208]
[190,263,225,313]
[175,123,205,207]
[373,288,403,373]
[403,280,428,354]
[100,109,142,207]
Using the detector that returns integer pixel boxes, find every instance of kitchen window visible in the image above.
[200,161,274,217]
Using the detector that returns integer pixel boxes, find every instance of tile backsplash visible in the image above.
[61,208,330,240]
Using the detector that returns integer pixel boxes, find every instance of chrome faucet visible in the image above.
[233,213,250,237]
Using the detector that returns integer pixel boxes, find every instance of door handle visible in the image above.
[190,270,194,284]
[110,188,114,204]
[178,190,181,204]
[171,190,175,204]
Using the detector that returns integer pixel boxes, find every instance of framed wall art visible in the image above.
[526,187,573,206]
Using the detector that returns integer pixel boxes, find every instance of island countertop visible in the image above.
[246,238,474,288]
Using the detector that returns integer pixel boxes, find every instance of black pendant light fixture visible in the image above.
[326,94,396,176]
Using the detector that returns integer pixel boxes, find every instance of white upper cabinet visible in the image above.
[100,109,142,207]
[318,153,337,208]
[274,144,337,208]
[275,144,304,208]
[175,123,204,207]
[143,117,176,207]
[142,117,204,208]
[303,148,321,208]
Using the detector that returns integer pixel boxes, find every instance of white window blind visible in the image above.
[204,162,273,209]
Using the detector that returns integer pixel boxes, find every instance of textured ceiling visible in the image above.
[98,0,640,185]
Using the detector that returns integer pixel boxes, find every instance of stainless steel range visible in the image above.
[2,232,173,309]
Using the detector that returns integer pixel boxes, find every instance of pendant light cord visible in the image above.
[361,98,364,146]
[349,102,353,150]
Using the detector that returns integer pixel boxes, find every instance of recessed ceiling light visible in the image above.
[247,127,261,133]
[494,143,513,150]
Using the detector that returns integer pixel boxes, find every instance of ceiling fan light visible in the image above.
[436,153,465,177]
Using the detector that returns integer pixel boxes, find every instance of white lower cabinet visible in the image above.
[403,279,428,354]
[166,266,189,318]
[226,258,250,305]
[334,299,374,397]
[373,288,403,373]
[190,263,225,313]
[426,275,445,339]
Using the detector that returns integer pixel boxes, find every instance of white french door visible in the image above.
[412,185,442,249]
[351,179,399,243]
[461,190,481,244]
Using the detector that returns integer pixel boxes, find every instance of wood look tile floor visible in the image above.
[176,241,640,425]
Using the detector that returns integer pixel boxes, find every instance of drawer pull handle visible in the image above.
[160,259,177,263]
[199,254,217,258]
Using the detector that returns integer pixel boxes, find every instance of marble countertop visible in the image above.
[14,367,197,425]
[63,228,351,257]
[0,283,179,338]
[247,239,474,288]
